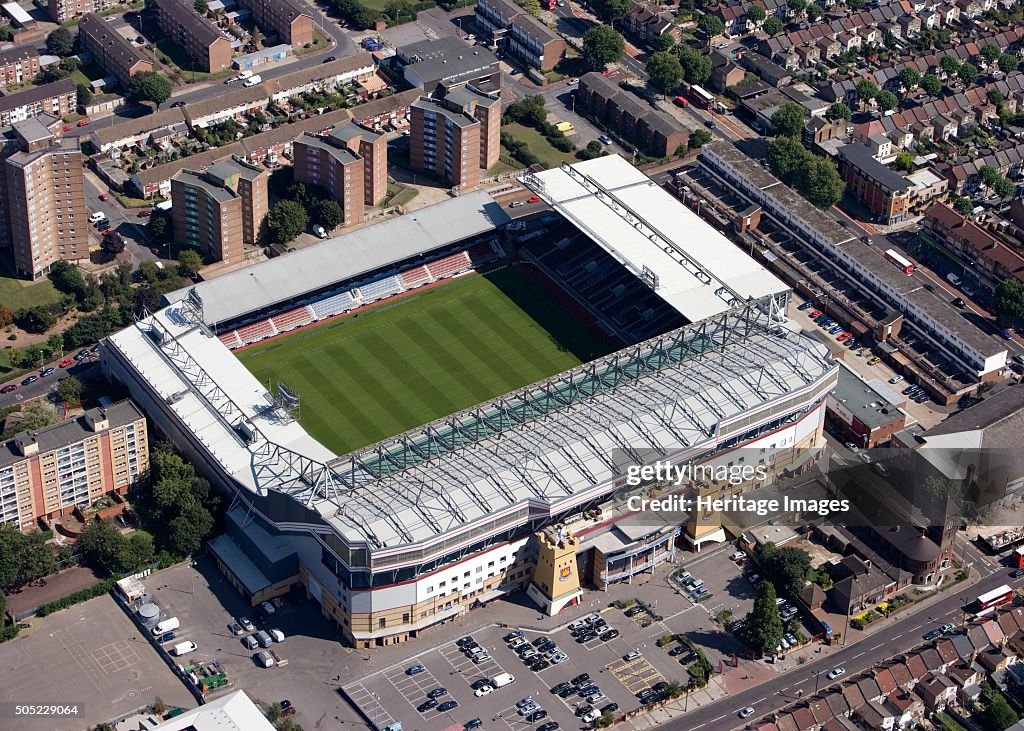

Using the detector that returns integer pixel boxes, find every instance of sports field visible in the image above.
[238,268,613,455]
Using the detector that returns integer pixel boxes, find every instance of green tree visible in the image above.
[825,102,852,122]
[898,67,921,95]
[894,150,914,171]
[676,44,712,85]
[989,89,1004,107]
[875,89,898,111]
[57,375,82,406]
[766,135,808,184]
[13,402,59,432]
[0,24,12,42]
[698,13,725,37]
[177,249,203,277]
[940,54,961,76]
[168,502,214,555]
[980,165,1001,188]
[996,279,1024,324]
[647,51,684,94]
[998,53,1018,74]
[744,581,784,656]
[771,102,806,138]
[516,0,542,16]
[147,208,173,245]
[805,4,821,21]
[799,154,845,208]
[46,27,74,57]
[958,62,978,86]
[582,26,625,70]
[49,260,87,300]
[953,196,974,216]
[994,176,1015,198]
[592,0,631,21]
[100,232,126,257]
[312,199,344,229]
[982,684,1019,730]
[856,79,879,103]
[76,82,93,109]
[265,200,309,246]
[15,305,58,334]
[981,43,1002,64]
[652,33,675,52]
[0,523,58,588]
[688,129,713,149]
[746,4,766,22]
[763,16,783,35]
[921,73,942,96]
[194,0,208,12]
[788,0,807,11]
[128,72,174,109]
[760,543,812,596]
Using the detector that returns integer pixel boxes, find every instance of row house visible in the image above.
[621,3,678,47]
[924,202,1024,291]
[476,0,566,70]
[708,3,748,35]
[899,13,922,36]
[942,141,1024,195]
[576,72,688,157]
[0,46,40,89]
[955,0,983,18]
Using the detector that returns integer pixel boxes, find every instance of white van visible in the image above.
[243,74,262,87]
[152,617,180,636]
[269,629,285,643]
[491,672,516,688]
[89,212,106,224]
[255,629,274,648]
[171,640,197,656]
[946,272,962,286]
[255,649,275,668]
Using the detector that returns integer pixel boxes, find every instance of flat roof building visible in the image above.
[837,142,913,225]
[78,13,153,86]
[826,361,908,448]
[410,86,501,189]
[0,400,148,532]
[397,36,500,93]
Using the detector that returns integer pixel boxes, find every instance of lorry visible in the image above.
[152,617,180,636]
[171,640,198,656]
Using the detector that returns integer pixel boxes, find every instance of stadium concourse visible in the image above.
[101,160,839,649]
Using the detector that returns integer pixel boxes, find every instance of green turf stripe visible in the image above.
[417,305,519,395]
[386,318,481,410]
[332,338,421,439]
[464,292,574,376]
[356,329,447,419]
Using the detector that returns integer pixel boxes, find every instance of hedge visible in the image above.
[35,579,116,617]
[0,623,19,643]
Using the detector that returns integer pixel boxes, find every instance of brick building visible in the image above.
[576,72,688,157]
[78,13,153,86]
[409,85,500,188]
[923,201,1024,294]
[156,0,234,73]
[235,0,313,47]
[836,141,912,225]
[0,46,40,89]
[475,0,565,71]
[0,77,76,127]
[47,0,128,23]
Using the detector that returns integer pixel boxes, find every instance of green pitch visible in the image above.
[237,268,613,455]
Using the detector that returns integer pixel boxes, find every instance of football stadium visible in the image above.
[102,156,839,647]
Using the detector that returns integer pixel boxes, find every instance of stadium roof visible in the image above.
[166,191,510,325]
[526,157,788,323]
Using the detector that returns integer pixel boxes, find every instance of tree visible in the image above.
[760,543,812,596]
[980,165,1001,188]
[516,0,542,16]
[46,27,74,57]
[168,502,215,555]
[763,16,783,35]
[994,176,1016,198]
[688,129,713,149]
[0,304,12,328]
[953,196,974,216]
[894,150,914,171]
[898,67,921,95]
[981,43,1002,64]
[128,72,174,109]
[875,89,898,111]
[958,62,978,87]
[100,232,126,257]
[982,684,1019,730]
[12,402,59,432]
[647,51,684,94]
[805,4,821,21]
[996,279,1024,324]
[746,4,766,22]
[265,200,309,246]
[0,523,58,589]
[788,0,807,11]
[989,89,1004,107]
[940,54,961,76]
[825,102,852,122]
[800,154,845,208]
[592,0,631,21]
[15,305,58,334]
[177,249,203,277]
[998,53,1018,74]
[76,82,93,109]
[856,79,879,103]
[766,136,808,184]
[698,13,726,37]
[771,102,806,138]
[676,44,712,85]
[921,73,941,96]
[745,581,784,656]
[57,375,82,406]
[582,26,625,70]
[147,208,172,245]
[652,33,675,52]
[312,199,344,229]
[847,0,865,8]
[49,260,87,300]
[194,0,208,12]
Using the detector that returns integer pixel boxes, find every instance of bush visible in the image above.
[0,623,19,643]
[35,579,117,617]
[551,136,574,152]
[656,634,678,647]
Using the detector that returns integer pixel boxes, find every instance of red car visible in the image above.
[58,358,73,368]
[62,124,72,132]
[99,193,108,201]
[77,119,90,127]
[527,195,540,204]
[0,384,16,394]
[137,210,152,217]
[837,332,852,342]
[809,309,822,318]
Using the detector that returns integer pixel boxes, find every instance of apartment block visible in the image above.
[0,77,76,127]
[78,13,153,86]
[4,117,89,280]
[293,122,388,226]
[0,400,148,533]
[576,72,688,157]
[0,46,40,89]
[475,0,565,71]
[170,156,268,265]
[235,0,313,47]
[410,86,500,189]
[156,0,233,73]
[836,142,912,225]
[48,0,128,23]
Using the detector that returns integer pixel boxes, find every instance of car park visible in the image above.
[509,637,527,648]
[538,723,559,731]
[427,687,448,699]
[457,636,475,647]
[527,709,548,722]
[623,650,642,661]
[599,629,619,640]
[504,631,524,642]
[418,699,437,712]
[437,700,458,713]
[407,664,426,676]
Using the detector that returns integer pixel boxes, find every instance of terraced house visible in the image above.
[156,0,234,73]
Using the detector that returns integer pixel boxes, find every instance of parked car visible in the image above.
[239,617,255,632]
[427,687,448,699]
[40,367,54,377]
[227,622,243,635]
[407,664,426,676]
[418,699,438,712]
[739,707,756,719]
[0,384,16,394]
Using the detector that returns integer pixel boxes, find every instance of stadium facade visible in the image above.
[103,159,839,648]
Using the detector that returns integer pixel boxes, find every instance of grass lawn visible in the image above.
[237,268,612,454]
[155,40,234,83]
[294,30,329,56]
[502,123,578,168]
[0,269,61,313]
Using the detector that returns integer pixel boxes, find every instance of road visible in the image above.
[0,359,101,409]
[84,175,158,266]
[664,568,1020,731]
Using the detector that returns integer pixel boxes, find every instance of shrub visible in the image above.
[0,623,19,643]
[35,579,117,617]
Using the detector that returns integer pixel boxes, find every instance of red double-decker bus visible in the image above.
[884,248,915,275]
[687,85,715,110]
[973,584,1014,616]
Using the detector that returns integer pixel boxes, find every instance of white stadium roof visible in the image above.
[166,191,509,325]
[527,156,787,322]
